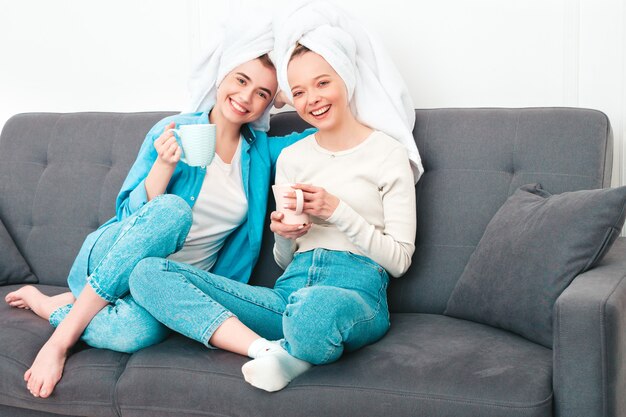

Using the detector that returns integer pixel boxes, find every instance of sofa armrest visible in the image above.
[554,237,626,417]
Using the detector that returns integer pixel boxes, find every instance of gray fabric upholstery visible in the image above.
[0,109,622,417]
[115,314,552,417]
[554,238,626,417]
[0,285,126,417]
[444,183,626,347]
[0,216,36,285]
[0,112,176,286]
[0,405,75,417]
[388,108,612,314]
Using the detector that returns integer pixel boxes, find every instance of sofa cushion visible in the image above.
[0,112,175,287]
[445,183,626,347]
[115,314,552,417]
[0,218,36,285]
[0,285,126,417]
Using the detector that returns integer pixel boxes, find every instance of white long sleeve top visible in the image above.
[273,131,416,278]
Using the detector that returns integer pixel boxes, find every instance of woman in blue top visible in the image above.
[5,16,313,399]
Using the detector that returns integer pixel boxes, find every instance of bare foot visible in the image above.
[5,285,39,310]
[5,286,75,320]
[25,341,68,398]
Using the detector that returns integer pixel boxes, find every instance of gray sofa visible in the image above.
[0,109,624,417]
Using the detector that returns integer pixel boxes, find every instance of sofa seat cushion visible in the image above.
[116,313,552,417]
[0,285,126,417]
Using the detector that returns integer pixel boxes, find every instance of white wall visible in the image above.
[1,0,625,186]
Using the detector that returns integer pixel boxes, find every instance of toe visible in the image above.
[40,381,55,398]
[24,369,32,382]
[30,378,43,397]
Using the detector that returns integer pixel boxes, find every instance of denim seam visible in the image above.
[325,275,389,363]
[173,264,285,315]
[170,270,234,345]
[345,273,387,331]
[89,201,185,303]
[319,332,343,364]
[345,251,384,274]
[86,213,141,300]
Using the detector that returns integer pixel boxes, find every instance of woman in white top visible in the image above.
[129,1,420,393]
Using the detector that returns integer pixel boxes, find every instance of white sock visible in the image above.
[247,338,276,359]
[242,339,312,392]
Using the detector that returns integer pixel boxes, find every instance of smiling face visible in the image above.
[287,51,350,132]
[214,57,278,127]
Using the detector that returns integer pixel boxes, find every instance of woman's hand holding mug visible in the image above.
[288,184,339,220]
[270,211,311,240]
[154,122,182,166]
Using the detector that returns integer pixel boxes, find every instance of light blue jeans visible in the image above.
[49,194,192,353]
[129,249,390,365]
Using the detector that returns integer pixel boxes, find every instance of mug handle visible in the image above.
[294,189,304,215]
[166,128,187,164]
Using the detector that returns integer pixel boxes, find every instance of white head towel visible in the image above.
[273,0,423,181]
[187,12,275,132]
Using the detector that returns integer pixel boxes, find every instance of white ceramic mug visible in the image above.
[168,124,216,167]
[272,184,310,225]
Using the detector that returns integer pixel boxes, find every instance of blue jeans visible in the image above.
[130,249,390,365]
[50,194,192,353]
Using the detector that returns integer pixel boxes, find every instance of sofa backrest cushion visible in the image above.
[0,112,175,286]
[263,109,613,314]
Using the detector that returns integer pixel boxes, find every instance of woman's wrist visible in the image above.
[322,196,340,220]
[145,159,177,200]
[154,157,178,171]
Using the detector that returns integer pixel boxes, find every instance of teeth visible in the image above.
[231,99,247,113]
[312,105,330,116]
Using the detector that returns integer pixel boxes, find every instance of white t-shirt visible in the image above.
[273,131,416,278]
[168,139,248,271]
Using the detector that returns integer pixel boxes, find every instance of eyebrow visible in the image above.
[290,74,331,91]
[236,72,273,96]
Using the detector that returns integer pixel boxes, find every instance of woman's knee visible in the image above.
[129,257,168,299]
[145,194,192,243]
[283,287,349,364]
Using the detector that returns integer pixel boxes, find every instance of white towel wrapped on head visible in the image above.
[273,0,423,182]
[187,12,275,132]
